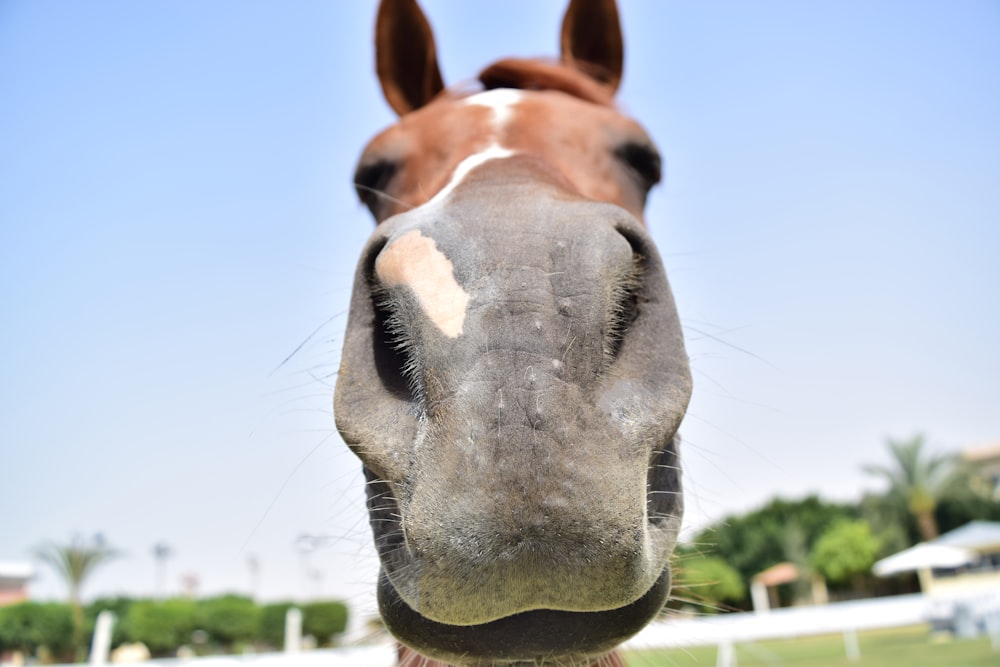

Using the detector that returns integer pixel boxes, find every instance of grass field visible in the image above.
[623,624,998,666]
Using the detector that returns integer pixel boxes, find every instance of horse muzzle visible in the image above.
[335,159,691,660]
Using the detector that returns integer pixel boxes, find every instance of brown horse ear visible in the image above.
[375,0,445,115]
[559,0,624,94]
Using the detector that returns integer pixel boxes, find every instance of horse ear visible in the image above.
[375,0,445,115]
[559,0,623,93]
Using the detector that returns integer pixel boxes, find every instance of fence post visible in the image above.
[89,610,114,666]
[285,607,303,653]
[985,609,1000,652]
[843,627,861,662]
[716,638,737,667]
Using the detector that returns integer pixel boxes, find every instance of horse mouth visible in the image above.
[377,567,671,666]
[364,430,681,665]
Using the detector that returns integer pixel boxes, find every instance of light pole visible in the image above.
[294,535,315,601]
[293,534,335,601]
[152,541,174,598]
[247,553,260,600]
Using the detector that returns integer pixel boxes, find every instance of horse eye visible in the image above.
[615,142,662,191]
[354,160,398,216]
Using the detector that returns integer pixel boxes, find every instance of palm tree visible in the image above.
[862,435,960,541]
[34,534,119,654]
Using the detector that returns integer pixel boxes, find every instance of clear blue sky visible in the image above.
[1,0,997,625]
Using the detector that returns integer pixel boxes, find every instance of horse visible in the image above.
[334,1,692,664]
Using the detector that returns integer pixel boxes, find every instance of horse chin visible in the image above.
[377,567,671,666]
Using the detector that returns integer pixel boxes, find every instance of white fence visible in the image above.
[621,592,1000,666]
[625,593,929,649]
[26,592,1000,667]
[5,646,399,667]
[131,646,398,667]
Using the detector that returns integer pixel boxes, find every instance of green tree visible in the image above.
[127,598,198,657]
[34,534,118,655]
[781,520,816,604]
[859,492,912,557]
[301,601,348,647]
[810,519,881,585]
[862,435,963,541]
[0,601,75,662]
[197,595,261,650]
[695,495,856,586]
[936,494,1000,534]
[672,556,745,612]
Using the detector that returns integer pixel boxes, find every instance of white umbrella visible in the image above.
[935,520,1000,551]
[873,542,977,577]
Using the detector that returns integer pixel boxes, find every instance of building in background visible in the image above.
[0,562,34,606]
[964,442,1000,500]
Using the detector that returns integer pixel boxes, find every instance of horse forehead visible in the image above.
[462,87,524,124]
[403,89,525,152]
[364,99,494,156]
[506,91,643,142]
[376,87,631,156]
[458,88,639,143]
[363,87,647,218]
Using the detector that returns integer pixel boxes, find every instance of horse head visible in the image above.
[335,1,691,664]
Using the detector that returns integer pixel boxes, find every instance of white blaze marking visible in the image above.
[464,88,524,128]
[428,145,514,205]
[378,91,523,337]
[426,89,524,204]
[375,230,470,339]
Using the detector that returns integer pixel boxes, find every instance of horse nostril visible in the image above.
[604,244,645,363]
[363,239,423,405]
[371,289,418,401]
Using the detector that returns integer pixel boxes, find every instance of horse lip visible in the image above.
[363,435,683,626]
[377,567,672,666]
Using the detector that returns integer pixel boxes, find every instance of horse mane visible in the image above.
[477,57,616,107]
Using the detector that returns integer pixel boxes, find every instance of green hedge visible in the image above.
[0,596,349,660]
[127,598,199,656]
[301,601,348,647]
[197,595,261,649]
[0,601,75,662]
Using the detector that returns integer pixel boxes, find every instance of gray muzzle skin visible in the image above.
[335,158,691,633]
